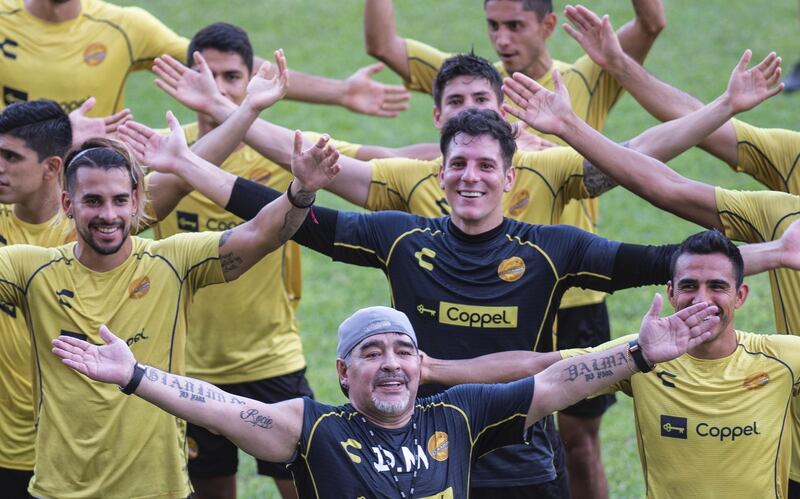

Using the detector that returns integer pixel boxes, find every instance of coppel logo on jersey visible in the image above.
[660,415,688,439]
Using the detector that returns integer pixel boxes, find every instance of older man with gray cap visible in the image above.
[50,300,717,498]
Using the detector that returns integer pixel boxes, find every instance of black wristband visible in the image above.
[286,180,315,209]
[628,340,655,373]
[119,362,146,395]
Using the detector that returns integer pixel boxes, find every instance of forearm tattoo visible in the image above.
[562,351,629,383]
[583,161,618,197]
[144,367,246,405]
[217,229,244,273]
[278,192,314,244]
[240,408,274,429]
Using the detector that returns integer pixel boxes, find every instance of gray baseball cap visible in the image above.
[337,306,418,359]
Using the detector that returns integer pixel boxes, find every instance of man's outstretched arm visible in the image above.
[613,0,666,64]
[422,351,563,387]
[502,49,782,229]
[527,295,718,425]
[52,326,303,463]
[364,0,411,82]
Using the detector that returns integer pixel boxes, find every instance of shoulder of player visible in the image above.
[0,0,19,15]
[736,330,800,353]
[81,0,156,23]
[372,156,441,174]
[717,187,800,219]
[133,232,220,254]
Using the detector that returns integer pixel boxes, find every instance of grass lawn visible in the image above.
[119,1,798,496]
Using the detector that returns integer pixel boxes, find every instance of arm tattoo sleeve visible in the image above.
[582,160,618,197]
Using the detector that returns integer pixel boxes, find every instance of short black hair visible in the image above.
[0,100,72,161]
[670,230,744,288]
[440,108,516,169]
[187,22,254,73]
[484,0,553,20]
[432,53,503,109]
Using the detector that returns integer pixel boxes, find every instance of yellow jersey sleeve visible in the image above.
[0,0,188,116]
[404,38,451,93]
[366,157,447,216]
[732,119,800,193]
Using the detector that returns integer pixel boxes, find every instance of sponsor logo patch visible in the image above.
[743,372,769,390]
[177,211,199,232]
[497,256,525,282]
[438,302,517,328]
[128,276,150,299]
[507,190,529,217]
[661,415,687,439]
[427,431,449,462]
[83,43,107,66]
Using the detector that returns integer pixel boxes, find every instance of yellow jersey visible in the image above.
[731,119,800,194]
[0,234,224,498]
[0,206,73,471]
[367,146,602,309]
[0,0,188,116]
[715,186,800,482]
[608,331,800,499]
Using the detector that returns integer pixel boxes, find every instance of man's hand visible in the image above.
[290,131,341,193]
[340,62,410,118]
[777,218,800,270]
[52,325,137,387]
[154,52,223,115]
[503,70,575,137]
[512,123,557,152]
[69,97,131,147]
[726,50,783,115]
[638,294,719,364]
[563,5,624,71]
[244,49,289,113]
[118,112,190,175]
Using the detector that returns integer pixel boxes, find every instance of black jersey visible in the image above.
[290,378,533,498]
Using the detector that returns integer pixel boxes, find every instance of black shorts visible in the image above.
[555,302,616,418]
[0,467,33,499]
[187,369,314,479]
[789,479,800,499]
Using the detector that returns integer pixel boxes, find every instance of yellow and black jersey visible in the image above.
[0,206,73,471]
[0,234,223,498]
[609,331,800,499]
[0,0,188,115]
[366,147,603,308]
[714,186,800,481]
[732,119,800,194]
[291,378,532,499]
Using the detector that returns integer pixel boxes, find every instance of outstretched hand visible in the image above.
[503,70,575,136]
[118,112,190,174]
[563,5,623,70]
[726,50,783,114]
[290,131,341,193]
[69,97,131,147]
[512,123,557,151]
[777,218,800,270]
[52,325,136,387]
[341,62,410,118]
[245,49,289,112]
[638,294,719,364]
[154,52,222,114]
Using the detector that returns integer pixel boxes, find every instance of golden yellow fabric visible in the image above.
[731,119,800,194]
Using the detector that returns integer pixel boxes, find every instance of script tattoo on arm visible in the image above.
[562,351,629,383]
[218,229,244,274]
[240,408,274,430]
[144,366,247,405]
[583,160,618,197]
[277,189,315,244]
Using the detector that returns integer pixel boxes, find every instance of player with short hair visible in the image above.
[0,0,409,118]
[0,116,339,498]
[50,298,720,499]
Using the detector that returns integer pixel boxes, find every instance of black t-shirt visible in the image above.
[290,378,533,498]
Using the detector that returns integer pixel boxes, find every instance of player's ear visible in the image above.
[541,12,557,38]
[735,282,749,309]
[42,156,63,181]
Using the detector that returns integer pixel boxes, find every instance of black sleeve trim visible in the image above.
[226,177,280,221]
[610,243,679,290]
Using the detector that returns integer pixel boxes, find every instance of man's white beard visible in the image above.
[372,392,410,416]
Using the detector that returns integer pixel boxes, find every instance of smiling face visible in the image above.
[63,166,137,262]
[668,252,748,346]
[485,0,555,76]
[337,332,421,427]
[439,133,515,235]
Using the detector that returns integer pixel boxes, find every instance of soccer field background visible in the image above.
[119,1,798,496]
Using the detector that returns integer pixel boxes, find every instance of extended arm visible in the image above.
[52,326,303,463]
[611,0,666,64]
[364,0,411,81]
[527,295,718,425]
[502,51,782,228]
[740,218,800,275]
[421,351,563,386]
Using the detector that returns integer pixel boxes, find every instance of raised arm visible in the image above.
[527,295,718,425]
[613,0,666,64]
[121,112,340,281]
[364,0,412,81]
[52,326,303,463]
[421,351,563,386]
[740,218,800,276]
[502,51,782,229]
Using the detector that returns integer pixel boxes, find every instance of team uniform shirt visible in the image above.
[367,146,595,310]
[715,187,800,482]
[0,234,224,498]
[289,209,670,487]
[0,0,188,115]
[0,206,73,471]
[731,119,800,194]
[605,331,800,499]
[401,39,624,308]
[290,378,533,498]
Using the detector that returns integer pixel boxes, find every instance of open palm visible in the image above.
[52,325,136,386]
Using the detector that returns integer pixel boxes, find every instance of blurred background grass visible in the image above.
[119,1,798,496]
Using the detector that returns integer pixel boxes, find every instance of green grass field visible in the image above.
[119,1,799,496]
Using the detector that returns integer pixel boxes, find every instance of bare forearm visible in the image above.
[740,240,785,276]
[424,351,562,386]
[172,152,237,208]
[364,0,410,80]
[356,142,440,161]
[145,172,193,221]
[192,99,260,166]
[285,70,347,106]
